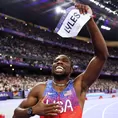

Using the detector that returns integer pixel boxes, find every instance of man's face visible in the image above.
[52,55,72,79]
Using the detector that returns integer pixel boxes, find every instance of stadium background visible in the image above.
[0,0,118,118]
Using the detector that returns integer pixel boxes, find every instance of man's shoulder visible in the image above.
[34,81,48,88]
[30,81,48,97]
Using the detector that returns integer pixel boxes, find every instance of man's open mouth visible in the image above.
[55,66,64,72]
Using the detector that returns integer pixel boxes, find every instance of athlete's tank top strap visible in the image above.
[46,79,53,88]
[43,80,52,96]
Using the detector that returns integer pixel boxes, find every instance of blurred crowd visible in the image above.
[0,34,118,75]
[0,73,48,92]
[0,15,118,56]
[0,14,118,94]
[0,73,118,93]
[88,79,118,93]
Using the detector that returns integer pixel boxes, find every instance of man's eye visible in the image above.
[63,59,69,62]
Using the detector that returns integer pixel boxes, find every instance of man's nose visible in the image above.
[57,60,63,64]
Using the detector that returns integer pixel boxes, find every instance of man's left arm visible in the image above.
[82,17,109,88]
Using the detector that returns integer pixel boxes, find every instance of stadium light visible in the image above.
[12,68,14,71]
[61,9,66,14]
[100,4,105,8]
[10,56,13,59]
[5,17,7,19]
[89,0,118,16]
[40,68,42,70]
[10,64,12,67]
[56,6,61,13]
[55,6,66,14]
[101,25,111,30]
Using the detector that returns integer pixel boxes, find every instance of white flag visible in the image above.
[55,6,92,38]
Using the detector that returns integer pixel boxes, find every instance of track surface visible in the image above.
[0,98,118,118]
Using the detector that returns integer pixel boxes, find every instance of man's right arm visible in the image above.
[13,85,39,118]
[13,84,61,118]
[13,97,38,118]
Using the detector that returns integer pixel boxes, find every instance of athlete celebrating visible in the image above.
[13,3,109,118]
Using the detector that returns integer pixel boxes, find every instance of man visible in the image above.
[13,3,109,118]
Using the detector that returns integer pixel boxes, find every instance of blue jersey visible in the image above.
[40,80,82,118]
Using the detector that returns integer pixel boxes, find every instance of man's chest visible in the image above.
[42,89,79,113]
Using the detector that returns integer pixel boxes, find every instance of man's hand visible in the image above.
[32,100,61,116]
[75,3,93,15]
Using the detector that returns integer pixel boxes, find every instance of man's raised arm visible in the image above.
[75,4,109,88]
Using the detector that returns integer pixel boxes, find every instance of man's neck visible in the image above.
[52,79,70,93]
[53,79,70,86]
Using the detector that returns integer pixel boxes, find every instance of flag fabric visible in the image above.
[64,90,72,96]
[55,6,92,38]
